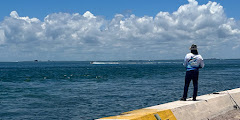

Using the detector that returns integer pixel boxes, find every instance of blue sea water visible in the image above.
[0,59,240,120]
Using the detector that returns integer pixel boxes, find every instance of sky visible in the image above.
[0,0,240,61]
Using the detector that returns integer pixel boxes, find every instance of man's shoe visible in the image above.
[180,98,186,101]
[192,98,197,101]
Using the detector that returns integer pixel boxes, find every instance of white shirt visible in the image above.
[183,53,204,71]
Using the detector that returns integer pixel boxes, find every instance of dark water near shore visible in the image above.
[1,59,240,120]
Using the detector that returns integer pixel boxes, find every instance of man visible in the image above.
[180,44,204,101]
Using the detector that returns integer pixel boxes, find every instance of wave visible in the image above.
[90,61,182,65]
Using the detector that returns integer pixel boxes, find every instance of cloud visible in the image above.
[0,0,240,61]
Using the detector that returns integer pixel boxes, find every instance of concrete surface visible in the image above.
[210,109,240,120]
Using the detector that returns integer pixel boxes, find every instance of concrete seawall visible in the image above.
[96,88,240,120]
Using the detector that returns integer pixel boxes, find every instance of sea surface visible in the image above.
[1,59,240,120]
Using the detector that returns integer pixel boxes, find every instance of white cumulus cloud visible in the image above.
[0,0,240,61]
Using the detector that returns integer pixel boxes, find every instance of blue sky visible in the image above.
[1,0,239,20]
[2,0,185,20]
[0,0,240,61]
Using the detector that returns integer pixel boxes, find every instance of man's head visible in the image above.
[189,44,197,50]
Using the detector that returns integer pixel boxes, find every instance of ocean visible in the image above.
[0,59,240,120]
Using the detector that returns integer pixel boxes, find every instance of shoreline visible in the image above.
[97,88,240,120]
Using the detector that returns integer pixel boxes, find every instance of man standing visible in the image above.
[180,44,204,101]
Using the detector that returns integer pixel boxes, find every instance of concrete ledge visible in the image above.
[96,88,240,120]
[97,109,176,120]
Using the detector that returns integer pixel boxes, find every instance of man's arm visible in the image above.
[183,55,188,67]
[199,59,204,68]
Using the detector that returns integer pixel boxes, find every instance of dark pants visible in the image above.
[182,70,199,99]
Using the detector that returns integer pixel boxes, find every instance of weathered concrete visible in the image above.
[96,88,240,120]
[210,109,240,120]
